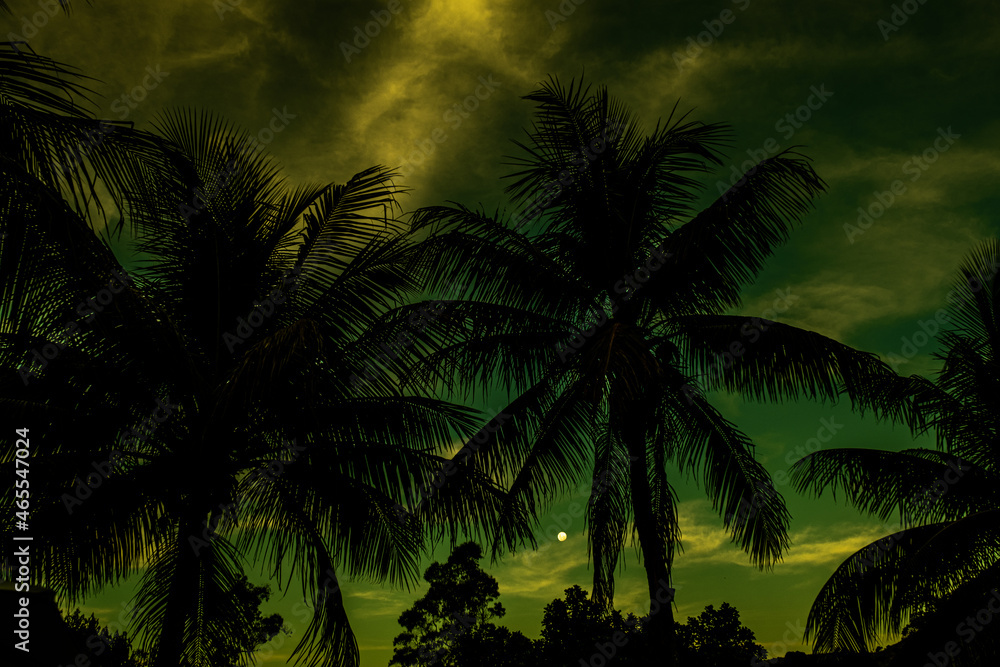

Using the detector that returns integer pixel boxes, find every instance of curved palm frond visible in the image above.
[792,238,1000,655]
[790,447,999,528]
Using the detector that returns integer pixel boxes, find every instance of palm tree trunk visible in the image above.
[625,422,677,666]
[155,513,204,667]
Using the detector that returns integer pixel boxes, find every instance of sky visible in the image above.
[7,0,1000,664]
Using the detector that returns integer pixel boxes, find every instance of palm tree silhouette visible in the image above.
[790,238,1000,662]
[404,75,898,664]
[0,41,165,221]
[0,48,517,666]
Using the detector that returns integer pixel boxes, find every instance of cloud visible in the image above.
[77,605,116,615]
[674,499,892,571]
[742,211,989,342]
[495,540,592,600]
[349,589,405,602]
[821,141,1000,207]
[348,588,411,618]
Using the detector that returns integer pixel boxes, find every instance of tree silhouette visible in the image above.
[208,574,290,665]
[389,542,532,667]
[403,74,899,665]
[0,47,520,665]
[675,602,766,666]
[536,584,640,667]
[60,576,283,667]
[64,608,147,667]
[790,238,1000,662]
[0,41,165,224]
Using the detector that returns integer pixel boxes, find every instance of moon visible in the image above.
[557,532,567,541]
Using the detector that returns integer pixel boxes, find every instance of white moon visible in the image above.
[557,532,567,541]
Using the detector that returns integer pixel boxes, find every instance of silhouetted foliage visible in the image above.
[208,575,290,665]
[64,609,147,667]
[536,585,641,667]
[674,602,767,666]
[790,239,1000,662]
[390,564,773,667]
[0,44,503,667]
[405,72,899,667]
[389,542,532,667]
[60,576,287,667]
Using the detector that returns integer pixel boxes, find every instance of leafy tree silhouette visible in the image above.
[536,584,641,667]
[64,609,147,667]
[389,542,532,667]
[59,575,284,666]
[675,602,766,667]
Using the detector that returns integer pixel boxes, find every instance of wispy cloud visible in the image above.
[495,540,592,600]
[675,499,891,570]
[349,588,411,618]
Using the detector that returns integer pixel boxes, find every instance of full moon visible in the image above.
[557,532,567,541]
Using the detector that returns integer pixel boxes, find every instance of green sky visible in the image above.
[8,0,1000,664]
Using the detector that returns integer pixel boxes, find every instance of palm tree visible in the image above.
[0,49,528,666]
[789,238,1000,663]
[0,40,165,220]
[401,75,899,664]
